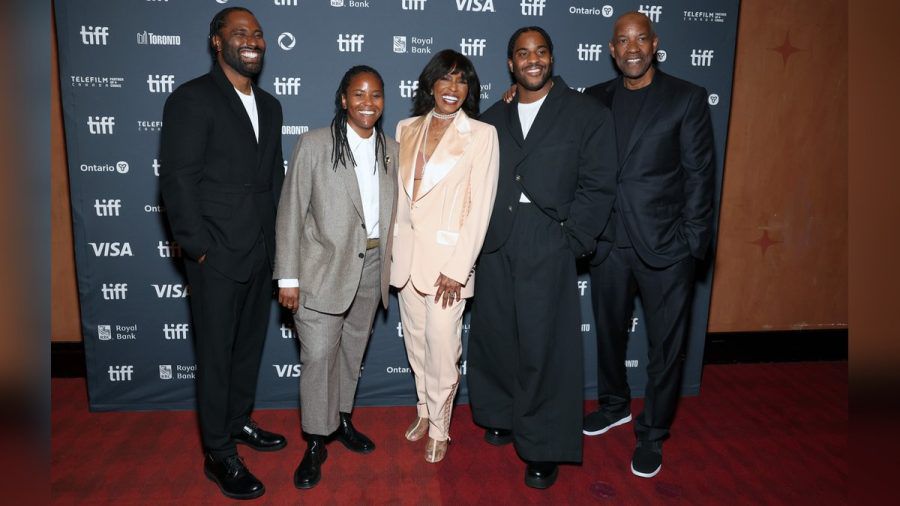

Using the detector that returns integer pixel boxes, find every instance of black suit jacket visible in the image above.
[480,76,617,257]
[585,71,714,268]
[160,63,284,282]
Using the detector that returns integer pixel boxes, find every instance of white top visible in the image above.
[278,125,380,288]
[517,94,548,203]
[235,87,259,142]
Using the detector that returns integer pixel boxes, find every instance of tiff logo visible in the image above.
[280,323,296,339]
[275,0,299,5]
[163,323,189,340]
[147,74,174,93]
[459,38,486,57]
[94,199,122,216]
[89,242,133,257]
[87,116,115,134]
[399,80,419,98]
[101,283,128,300]
[690,49,715,66]
[402,0,426,9]
[157,240,182,257]
[577,43,603,61]
[152,159,161,176]
[337,34,364,52]
[577,280,588,296]
[638,5,662,23]
[456,0,494,12]
[80,25,109,45]
[521,0,545,16]
[108,365,134,381]
[273,77,302,95]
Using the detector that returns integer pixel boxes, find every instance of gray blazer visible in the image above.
[274,127,399,314]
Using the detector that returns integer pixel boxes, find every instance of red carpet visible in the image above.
[51,362,846,504]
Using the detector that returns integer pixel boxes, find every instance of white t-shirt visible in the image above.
[235,87,259,142]
[517,94,548,203]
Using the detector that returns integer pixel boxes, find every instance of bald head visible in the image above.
[611,11,656,44]
[608,11,659,89]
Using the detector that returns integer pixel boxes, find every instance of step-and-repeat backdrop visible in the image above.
[55,0,739,411]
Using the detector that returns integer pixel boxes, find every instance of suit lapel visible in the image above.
[621,72,669,166]
[416,112,472,200]
[517,76,566,157]
[253,84,268,162]
[399,116,427,200]
[338,156,365,221]
[378,145,395,241]
[211,64,260,152]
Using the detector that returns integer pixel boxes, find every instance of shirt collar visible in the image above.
[346,124,376,151]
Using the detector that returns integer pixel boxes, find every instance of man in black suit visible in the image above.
[159,7,286,500]
[582,12,715,479]
[467,26,617,489]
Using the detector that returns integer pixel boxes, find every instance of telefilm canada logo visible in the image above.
[137,120,163,132]
[71,75,124,88]
[684,10,728,23]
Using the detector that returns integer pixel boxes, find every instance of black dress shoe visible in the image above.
[294,435,328,489]
[525,461,559,489]
[203,453,265,500]
[233,419,287,452]
[484,427,513,446]
[334,412,376,454]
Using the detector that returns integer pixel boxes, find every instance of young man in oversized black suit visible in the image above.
[467,27,617,489]
[159,7,286,500]
[581,12,715,479]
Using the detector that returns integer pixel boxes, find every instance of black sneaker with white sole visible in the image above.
[630,440,663,478]
[582,410,632,436]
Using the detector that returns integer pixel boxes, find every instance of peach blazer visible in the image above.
[390,111,500,298]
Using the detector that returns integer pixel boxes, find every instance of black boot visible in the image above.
[525,461,559,489]
[294,435,328,489]
[203,453,265,500]
[335,411,376,454]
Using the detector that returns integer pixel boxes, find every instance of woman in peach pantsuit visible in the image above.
[391,50,499,463]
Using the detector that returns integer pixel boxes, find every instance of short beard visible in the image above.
[515,64,553,92]
[222,46,263,78]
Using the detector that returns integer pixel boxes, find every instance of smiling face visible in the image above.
[431,71,468,116]
[508,30,553,94]
[609,13,658,89]
[341,72,384,138]
[213,10,266,78]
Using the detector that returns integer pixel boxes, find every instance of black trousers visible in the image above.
[468,204,584,463]
[184,237,272,458]
[590,246,695,443]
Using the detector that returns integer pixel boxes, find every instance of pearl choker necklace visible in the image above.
[431,109,459,121]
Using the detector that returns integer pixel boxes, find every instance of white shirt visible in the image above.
[235,87,259,142]
[278,125,380,288]
[517,94,548,203]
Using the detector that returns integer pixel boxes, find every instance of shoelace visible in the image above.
[223,455,248,475]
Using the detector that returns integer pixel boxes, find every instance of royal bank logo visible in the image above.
[399,80,419,98]
[108,365,134,381]
[684,10,728,23]
[79,161,129,174]
[331,0,371,7]
[690,49,715,67]
[282,125,309,135]
[479,82,492,100]
[393,36,407,53]
[638,5,662,22]
[656,49,667,62]
[402,0,426,10]
[80,25,109,45]
[577,43,603,61]
[280,323,296,339]
[163,323,189,340]
[159,365,173,380]
[274,364,302,378]
[137,120,163,132]
[89,242,133,257]
[152,159,161,176]
[331,0,344,5]
[101,283,128,300]
[456,0,494,12]
[708,93,720,106]
[87,116,115,135]
[70,75,124,88]
[147,74,174,93]
[337,34,364,52]
[394,35,433,54]
[94,199,122,217]
[157,240,182,258]
[98,325,112,341]
[521,0,545,16]
[152,283,190,298]
[273,77,302,96]
[136,31,181,46]
[160,364,197,379]
[459,38,486,57]
[275,0,299,5]
[278,32,296,51]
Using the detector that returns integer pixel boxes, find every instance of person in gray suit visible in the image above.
[273,66,399,490]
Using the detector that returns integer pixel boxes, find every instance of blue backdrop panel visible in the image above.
[54,0,739,411]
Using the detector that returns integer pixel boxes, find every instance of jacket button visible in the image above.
[508,205,513,212]
[361,223,366,229]
[358,253,364,258]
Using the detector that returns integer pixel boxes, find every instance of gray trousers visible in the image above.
[294,247,381,436]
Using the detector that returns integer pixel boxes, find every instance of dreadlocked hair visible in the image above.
[330,65,388,173]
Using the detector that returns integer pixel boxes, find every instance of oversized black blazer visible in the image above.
[160,63,284,282]
[585,70,715,268]
[479,76,617,257]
